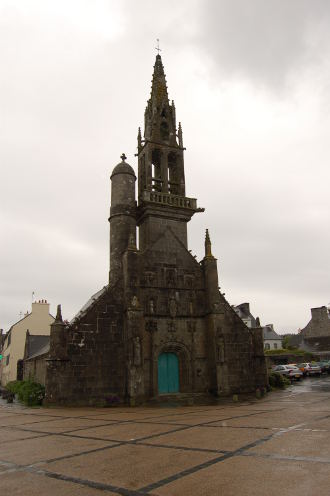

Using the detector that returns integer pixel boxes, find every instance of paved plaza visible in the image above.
[1,377,330,495]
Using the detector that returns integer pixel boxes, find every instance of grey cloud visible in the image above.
[198,0,330,89]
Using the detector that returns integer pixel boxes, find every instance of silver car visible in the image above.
[273,365,303,381]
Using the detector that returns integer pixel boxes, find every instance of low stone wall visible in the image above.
[23,353,48,385]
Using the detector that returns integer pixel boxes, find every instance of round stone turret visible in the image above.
[109,154,137,283]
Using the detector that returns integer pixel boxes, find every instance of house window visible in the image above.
[274,343,278,350]
[7,333,11,347]
[5,354,10,366]
[264,343,270,350]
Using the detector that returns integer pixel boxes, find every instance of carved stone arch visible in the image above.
[156,340,192,393]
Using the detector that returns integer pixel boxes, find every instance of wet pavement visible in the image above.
[1,376,330,495]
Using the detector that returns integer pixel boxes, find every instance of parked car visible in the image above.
[297,363,321,376]
[315,361,330,374]
[272,365,303,381]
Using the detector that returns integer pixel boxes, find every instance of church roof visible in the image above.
[70,286,108,323]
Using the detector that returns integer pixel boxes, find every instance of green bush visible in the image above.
[269,372,290,389]
[6,380,45,406]
[6,380,24,395]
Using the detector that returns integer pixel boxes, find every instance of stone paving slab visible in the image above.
[0,427,49,443]
[0,413,61,427]
[0,471,115,495]
[140,412,238,425]
[16,416,116,434]
[209,411,314,429]
[64,421,186,442]
[0,434,114,465]
[249,428,330,458]
[152,455,330,496]
[44,444,216,490]
[145,425,270,451]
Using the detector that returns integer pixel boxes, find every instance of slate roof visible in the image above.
[262,326,282,341]
[71,286,108,323]
[25,335,50,360]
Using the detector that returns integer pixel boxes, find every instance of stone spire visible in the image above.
[204,229,214,259]
[150,54,169,108]
[143,54,177,145]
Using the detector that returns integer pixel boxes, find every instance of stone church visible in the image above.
[45,55,267,405]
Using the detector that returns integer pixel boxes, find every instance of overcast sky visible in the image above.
[1,0,329,333]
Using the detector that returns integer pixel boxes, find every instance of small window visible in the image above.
[5,354,10,366]
[265,343,270,350]
[274,343,278,349]
[7,333,11,347]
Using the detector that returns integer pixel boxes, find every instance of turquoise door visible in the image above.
[158,353,179,394]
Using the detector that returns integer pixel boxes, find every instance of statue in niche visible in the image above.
[149,298,154,314]
[189,300,194,316]
[169,298,177,318]
[187,321,196,333]
[133,336,142,366]
[131,295,139,308]
[166,269,176,286]
[216,336,225,364]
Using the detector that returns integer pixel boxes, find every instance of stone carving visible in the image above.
[187,321,196,333]
[133,336,142,366]
[131,295,138,307]
[169,298,177,318]
[166,269,176,286]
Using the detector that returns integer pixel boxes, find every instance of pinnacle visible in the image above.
[204,229,214,259]
[55,304,63,323]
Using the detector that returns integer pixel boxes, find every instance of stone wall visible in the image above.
[23,353,48,385]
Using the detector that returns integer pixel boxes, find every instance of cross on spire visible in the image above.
[155,38,161,55]
[120,153,127,161]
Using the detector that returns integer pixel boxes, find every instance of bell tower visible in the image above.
[137,54,203,251]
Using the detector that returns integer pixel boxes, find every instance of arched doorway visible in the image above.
[158,353,179,394]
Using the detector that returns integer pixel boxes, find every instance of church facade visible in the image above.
[45,55,267,406]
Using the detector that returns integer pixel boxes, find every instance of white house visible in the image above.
[0,300,54,386]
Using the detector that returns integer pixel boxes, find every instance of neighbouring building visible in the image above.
[0,300,54,386]
[233,304,282,351]
[233,303,257,328]
[23,331,50,385]
[290,306,330,352]
[44,54,267,406]
[262,324,283,351]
